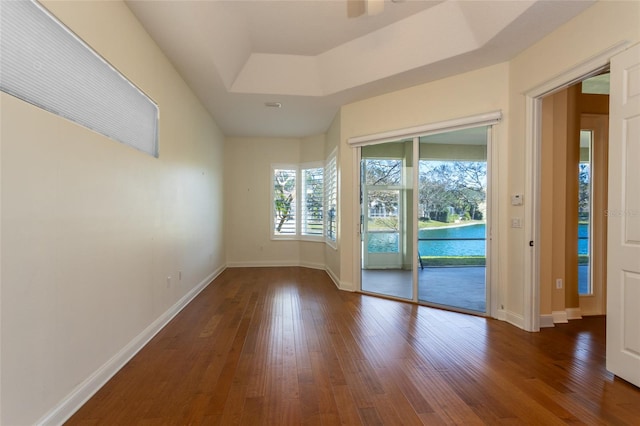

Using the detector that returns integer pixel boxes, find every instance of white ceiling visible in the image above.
[125,0,596,138]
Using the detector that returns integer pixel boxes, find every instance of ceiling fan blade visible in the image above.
[366,0,384,16]
[347,0,384,18]
[347,0,365,18]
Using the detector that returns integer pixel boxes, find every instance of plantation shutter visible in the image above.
[301,167,324,236]
[325,154,338,243]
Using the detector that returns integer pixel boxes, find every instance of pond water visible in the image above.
[368,223,590,256]
[419,224,486,256]
[578,223,589,255]
[367,223,486,256]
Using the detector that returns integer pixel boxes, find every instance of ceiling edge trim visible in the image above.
[347,110,503,147]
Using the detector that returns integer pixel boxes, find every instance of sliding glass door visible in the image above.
[359,126,490,315]
[417,128,488,313]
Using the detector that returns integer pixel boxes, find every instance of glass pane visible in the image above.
[364,159,402,186]
[273,169,296,235]
[578,130,592,295]
[361,142,413,300]
[582,73,610,95]
[368,232,399,253]
[367,189,400,253]
[417,127,488,313]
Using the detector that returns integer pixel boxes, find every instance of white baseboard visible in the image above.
[552,310,569,324]
[226,260,326,271]
[540,314,555,328]
[504,310,525,330]
[337,280,355,292]
[227,260,325,270]
[325,265,340,289]
[226,260,299,268]
[494,309,507,322]
[37,265,226,426]
[224,262,352,292]
[300,261,326,270]
[566,307,583,320]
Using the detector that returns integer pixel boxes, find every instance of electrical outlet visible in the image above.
[556,278,563,289]
[511,217,522,228]
[167,276,172,288]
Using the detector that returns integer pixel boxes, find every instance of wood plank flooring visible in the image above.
[66,267,640,425]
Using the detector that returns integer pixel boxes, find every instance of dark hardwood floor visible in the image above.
[66,267,640,425]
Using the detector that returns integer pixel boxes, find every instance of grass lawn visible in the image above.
[420,256,486,267]
[418,219,485,229]
[369,218,485,231]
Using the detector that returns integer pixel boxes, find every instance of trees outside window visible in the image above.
[419,161,487,223]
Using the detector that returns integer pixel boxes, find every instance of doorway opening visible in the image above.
[538,73,609,325]
[522,42,630,332]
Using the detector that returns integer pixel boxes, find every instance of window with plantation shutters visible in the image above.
[272,158,336,243]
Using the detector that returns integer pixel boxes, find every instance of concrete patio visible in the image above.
[362,264,592,314]
[361,266,486,313]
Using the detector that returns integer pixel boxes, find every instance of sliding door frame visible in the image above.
[350,111,502,316]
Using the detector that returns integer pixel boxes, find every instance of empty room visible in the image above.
[1,0,639,424]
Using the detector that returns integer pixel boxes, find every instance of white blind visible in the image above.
[0,1,159,157]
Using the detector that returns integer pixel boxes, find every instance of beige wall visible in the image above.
[540,90,573,316]
[0,1,225,424]
[224,136,327,269]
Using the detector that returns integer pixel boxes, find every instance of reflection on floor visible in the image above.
[362,267,486,313]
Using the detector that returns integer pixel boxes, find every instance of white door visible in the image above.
[606,42,640,388]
